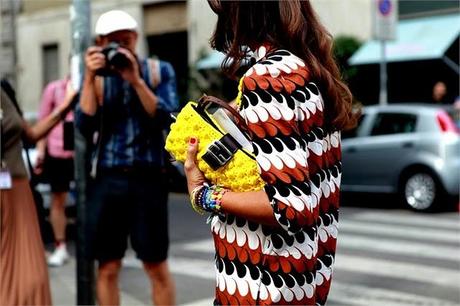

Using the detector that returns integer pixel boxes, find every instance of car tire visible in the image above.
[400,171,443,212]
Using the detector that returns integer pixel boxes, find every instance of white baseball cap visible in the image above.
[95,10,138,36]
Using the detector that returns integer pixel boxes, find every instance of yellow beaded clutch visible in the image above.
[165,96,265,192]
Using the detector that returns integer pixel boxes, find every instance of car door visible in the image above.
[343,111,418,193]
[341,113,369,190]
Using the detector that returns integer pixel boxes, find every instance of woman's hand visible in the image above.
[34,152,45,175]
[56,82,78,118]
[184,137,206,194]
[63,82,77,107]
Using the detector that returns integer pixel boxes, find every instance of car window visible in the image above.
[370,113,417,136]
[447,108,460,130]
[342,114,366,139]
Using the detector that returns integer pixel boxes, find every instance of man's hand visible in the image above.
[85,46,105,79]
[116,47,142,86]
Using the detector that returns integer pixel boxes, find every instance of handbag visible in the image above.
[165,95,265,192]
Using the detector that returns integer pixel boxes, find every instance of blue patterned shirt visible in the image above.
[75,58,179,170]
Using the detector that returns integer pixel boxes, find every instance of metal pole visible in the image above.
[9,0,17,86]
[379,39,388,105]
[70,1,95,305]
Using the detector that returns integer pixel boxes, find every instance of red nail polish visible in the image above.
[189,137,197,144]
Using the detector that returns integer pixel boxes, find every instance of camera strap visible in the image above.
[147,58,161,89]
[88,77,105,179]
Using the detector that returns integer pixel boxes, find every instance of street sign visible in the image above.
[373,0,398,41]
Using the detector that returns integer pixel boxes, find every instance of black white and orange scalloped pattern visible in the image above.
[211,48,341,306]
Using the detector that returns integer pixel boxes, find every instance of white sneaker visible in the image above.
[47,245,69,267]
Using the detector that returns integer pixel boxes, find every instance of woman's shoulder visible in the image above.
[242,49,310,94]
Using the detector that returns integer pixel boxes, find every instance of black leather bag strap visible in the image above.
[198,95,250,134]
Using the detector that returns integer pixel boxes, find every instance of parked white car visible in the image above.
[341,104,459,212]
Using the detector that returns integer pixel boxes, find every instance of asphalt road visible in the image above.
[48,192,460,305]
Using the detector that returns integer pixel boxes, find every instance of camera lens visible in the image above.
[108,51,130,69]
[95,42,130,76]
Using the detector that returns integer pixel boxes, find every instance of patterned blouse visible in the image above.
[211,47,342,305]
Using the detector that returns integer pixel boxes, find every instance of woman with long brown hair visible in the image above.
[184,1,356,305]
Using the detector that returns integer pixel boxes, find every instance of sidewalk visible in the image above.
[48,256,149,305]
[47,246,215,306]
[46,192,218,305]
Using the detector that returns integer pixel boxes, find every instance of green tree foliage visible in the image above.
[333,36,362,81]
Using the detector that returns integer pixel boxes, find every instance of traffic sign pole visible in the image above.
[374,0,397,105]
[379,40,388,105]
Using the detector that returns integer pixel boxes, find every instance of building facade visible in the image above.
[7,0,375,112]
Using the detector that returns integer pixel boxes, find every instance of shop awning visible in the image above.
[349,14,460,65]
[195,51,226,70]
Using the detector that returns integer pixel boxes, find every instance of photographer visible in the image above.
[76,10,178,306]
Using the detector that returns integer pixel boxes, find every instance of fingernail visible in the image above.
[189,137,197,145]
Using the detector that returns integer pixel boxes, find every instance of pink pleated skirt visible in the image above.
[1,178,52,305]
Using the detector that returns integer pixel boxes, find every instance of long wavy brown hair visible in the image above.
[208,0,357,131]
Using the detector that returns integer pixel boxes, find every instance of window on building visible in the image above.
[42,43,59,88]
[147,31,188,104]
[371,113,417,136]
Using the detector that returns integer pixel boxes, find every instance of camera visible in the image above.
[95,42,131,76]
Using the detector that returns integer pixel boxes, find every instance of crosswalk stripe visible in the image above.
[179,235,460,262]
[339,220,460,244]
[335,254,460,288]
[166,253,460,289]
[181,297,215,306]
[167,255,459,305]
[179,283,459,306]
[169,257,215,280]
[353,212,460,231]
[339,235,460,261]
[180,239,214,253]
[329,283,458,306]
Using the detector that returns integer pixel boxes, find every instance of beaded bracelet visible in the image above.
[190,185,207,215]
[190,184,228,214]
[205,185,227,213]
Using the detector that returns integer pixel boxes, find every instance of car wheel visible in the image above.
[402,172,439,211]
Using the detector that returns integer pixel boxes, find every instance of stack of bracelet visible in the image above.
[190,183,228,215]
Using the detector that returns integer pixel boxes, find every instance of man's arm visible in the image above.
[131,78,158,117]
[116,48,159,117]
